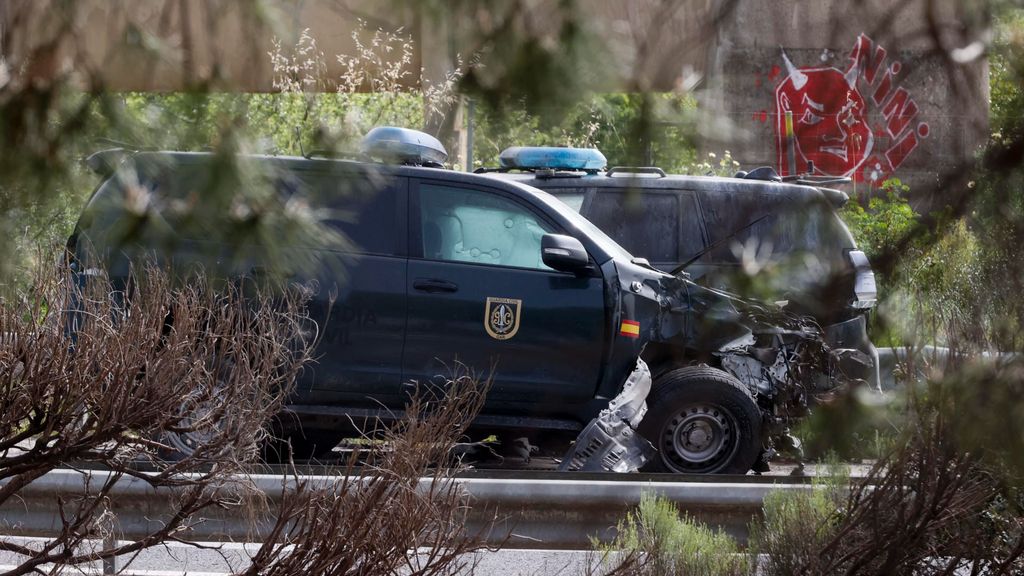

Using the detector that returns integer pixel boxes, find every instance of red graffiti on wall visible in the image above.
[774,34,930,184]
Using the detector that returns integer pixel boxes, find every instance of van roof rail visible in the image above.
[606,166,666,178]
[302,149,364,161]
[84,148,129,176]
[783,175,854,186]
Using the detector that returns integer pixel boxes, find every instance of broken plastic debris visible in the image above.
[559,358,655,473]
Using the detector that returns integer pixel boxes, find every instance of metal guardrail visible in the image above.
[1,469,815,549]
[875,345,1019,390]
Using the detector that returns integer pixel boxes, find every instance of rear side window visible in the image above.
[75,161,207,250]
[700,190,764,262]
[584,190,704,264]
[74,157,404,271]
[293,168,402,256]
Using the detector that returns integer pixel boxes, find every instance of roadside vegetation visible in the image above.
[0,262,494,575]
[755,383,1024,575]
[589,385,1024,575]
[0,264,313,574]
[586,493,749,576]
[239,371,493,576]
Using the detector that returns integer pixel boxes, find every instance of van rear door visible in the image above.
[288,166,409,407]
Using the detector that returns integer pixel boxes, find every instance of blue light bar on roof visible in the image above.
[499,146,607,172]
[361,126,448,165]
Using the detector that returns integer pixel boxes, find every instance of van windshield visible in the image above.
[550,192,585,212]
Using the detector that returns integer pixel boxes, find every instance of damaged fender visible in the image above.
[609,259,875,469]
[559,357,656,472]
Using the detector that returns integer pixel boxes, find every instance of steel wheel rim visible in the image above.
[660,403,740,473]
[165,413,219,456]
[165,380,227,457]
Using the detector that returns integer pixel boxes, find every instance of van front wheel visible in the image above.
[639,366,761,474]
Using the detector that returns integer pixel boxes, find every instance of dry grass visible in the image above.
[0,261,313,575]
[755,370,1024,576]
[239,370,495,576]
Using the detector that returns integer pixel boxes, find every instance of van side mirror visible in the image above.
[541,234,590,273]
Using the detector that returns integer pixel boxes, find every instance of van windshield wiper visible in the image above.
[670,213,772,276]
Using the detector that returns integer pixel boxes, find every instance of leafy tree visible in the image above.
[470,92,699,170]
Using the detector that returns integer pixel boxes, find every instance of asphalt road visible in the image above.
[0,537,597,575]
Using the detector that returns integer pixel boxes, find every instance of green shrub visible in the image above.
[684,149,742,177]
[839,179,991,349]
[839,178,919,262]
[750,462,849,576]
[591,492,749,576]
[471,92,699,171]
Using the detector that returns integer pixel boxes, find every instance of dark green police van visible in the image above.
[69,128,859,474]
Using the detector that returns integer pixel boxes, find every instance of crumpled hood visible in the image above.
[648,268,821,351]
[610,258,828,369]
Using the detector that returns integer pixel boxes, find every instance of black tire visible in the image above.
[639,366,762,474]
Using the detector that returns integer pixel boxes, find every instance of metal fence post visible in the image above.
[102,532,116,575]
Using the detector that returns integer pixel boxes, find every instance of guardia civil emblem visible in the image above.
[484,297,522,340]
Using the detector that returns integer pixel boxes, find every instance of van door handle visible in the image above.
[412,278,459,293]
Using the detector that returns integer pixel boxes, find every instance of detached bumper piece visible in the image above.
[559,358,656,472]
[558,416,655,472]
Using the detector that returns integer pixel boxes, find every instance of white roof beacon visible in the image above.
[361,127,448,167]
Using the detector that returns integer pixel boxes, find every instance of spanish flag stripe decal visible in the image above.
[620,319,640,338]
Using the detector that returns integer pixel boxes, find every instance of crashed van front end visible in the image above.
[564,258,872,473]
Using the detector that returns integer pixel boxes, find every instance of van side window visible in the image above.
[674,192,705,262]
[544,189,587,212]
[588,191,687,264]
[699,190,840,262]
[699,189,764,262]
[418,183,555,270]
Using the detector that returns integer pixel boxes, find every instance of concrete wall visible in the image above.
[0,0,423,91]
[0,0,988,192]
[699,0,989,195]
[0,0,718,91]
